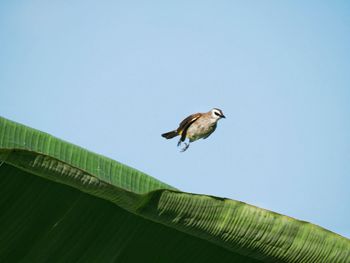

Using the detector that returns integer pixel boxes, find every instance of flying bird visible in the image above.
[162,108,226,152]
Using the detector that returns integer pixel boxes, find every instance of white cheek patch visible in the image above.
[213,111,220,117]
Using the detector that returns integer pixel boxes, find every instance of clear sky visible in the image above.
[1,1,349,238]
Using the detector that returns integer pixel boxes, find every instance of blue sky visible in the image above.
[1,1,349,238]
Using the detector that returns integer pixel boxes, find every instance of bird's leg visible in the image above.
[177,137,190,152]
[180,142,190,152]
[177,139,182,147]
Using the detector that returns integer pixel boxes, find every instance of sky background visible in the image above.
[1,1,349,238]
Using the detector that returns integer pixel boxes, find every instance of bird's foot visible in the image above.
[180,143,190,152]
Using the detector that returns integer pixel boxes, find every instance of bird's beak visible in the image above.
[221,114,226,119]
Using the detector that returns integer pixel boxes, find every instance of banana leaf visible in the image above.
[0,116,349,262]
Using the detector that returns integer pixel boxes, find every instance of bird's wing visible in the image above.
[177,113,201,142]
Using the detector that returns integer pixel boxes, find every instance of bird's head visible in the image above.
[211,108,226,120]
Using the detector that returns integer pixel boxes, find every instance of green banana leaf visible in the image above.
[0,116,349,262]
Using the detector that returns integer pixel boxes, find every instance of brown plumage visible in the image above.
[162,108,225,151]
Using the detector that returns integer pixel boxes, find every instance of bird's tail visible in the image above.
[161,130,178,139]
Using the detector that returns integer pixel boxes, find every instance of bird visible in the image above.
[161,108,226,152]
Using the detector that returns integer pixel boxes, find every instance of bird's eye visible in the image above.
[214,112,221,116]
